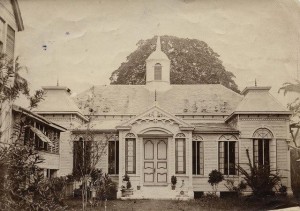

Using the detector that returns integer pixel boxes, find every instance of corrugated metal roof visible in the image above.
[235,87,289,112]
[34,86,83,114]
[75,84,243,115]
[193,123,238,133]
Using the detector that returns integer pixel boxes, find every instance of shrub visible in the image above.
[279,185,287,196]
[92,172,117,200]
[237,149,281,197]
[224,179,247,196]
[126,181,132,189]
[123,174,130,182]
[208,170,224,192]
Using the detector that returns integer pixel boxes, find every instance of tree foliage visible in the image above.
[110,35,240,93]
[0,143,67,210]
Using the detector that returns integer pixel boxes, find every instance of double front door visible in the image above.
[143,139,168,185]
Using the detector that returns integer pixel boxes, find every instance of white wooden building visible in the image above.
[34,36,292,199]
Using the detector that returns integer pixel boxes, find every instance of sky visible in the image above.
[15,0,300,104]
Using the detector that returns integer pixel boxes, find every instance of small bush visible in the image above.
[208,170,224,192]
[93,173,117,200]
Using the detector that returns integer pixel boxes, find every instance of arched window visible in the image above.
[175,133,186,174]
[192,135,204,175]
[154,63,162,80]
[252,128,273,166]
[125,133,136,174]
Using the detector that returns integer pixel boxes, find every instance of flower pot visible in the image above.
[172,185,176,190]
[137,185,141,190]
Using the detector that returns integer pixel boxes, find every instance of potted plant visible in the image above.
[137,183,141,190]
[171,175,177,190]
[121,174,133,197]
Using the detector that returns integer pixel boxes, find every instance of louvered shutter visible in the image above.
[6,25,15,60]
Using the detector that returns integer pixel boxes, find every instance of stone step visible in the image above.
[121,186,190,200]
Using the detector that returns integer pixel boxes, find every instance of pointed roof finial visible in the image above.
[155,89,157,102]
[255,78,257,87]
[156,35,161,52]
[57,76,59,86]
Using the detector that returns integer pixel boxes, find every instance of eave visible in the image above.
[225,111,292,122]
[11,0,24,31]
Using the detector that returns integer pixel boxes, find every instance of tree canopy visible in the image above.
[110,35,240,93]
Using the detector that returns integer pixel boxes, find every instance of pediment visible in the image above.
[118,105,192,128]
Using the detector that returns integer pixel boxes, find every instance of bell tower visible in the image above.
[146,36,171,91]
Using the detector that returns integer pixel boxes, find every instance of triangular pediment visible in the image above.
[118,105,192,128]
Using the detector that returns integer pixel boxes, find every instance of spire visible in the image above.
[156,36,161,52]
[255,78,257,87]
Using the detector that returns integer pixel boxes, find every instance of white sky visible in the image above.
[15,0,300,104]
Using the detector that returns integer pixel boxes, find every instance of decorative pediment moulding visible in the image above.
[117,105,192,128]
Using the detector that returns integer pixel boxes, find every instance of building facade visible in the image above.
[34,36,292,199]
[12,105,66,178]
[0,0,24,145]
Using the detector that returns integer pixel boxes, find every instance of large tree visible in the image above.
[110,35,239,93]
[279,80,300,197]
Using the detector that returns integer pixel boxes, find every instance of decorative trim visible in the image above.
[175,133,186,138]
[219,134,238,141]
[192,134,203,141]
[125,133,136,138]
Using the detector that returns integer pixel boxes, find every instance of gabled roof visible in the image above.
[34,86,87,121]
[75,84,243,115]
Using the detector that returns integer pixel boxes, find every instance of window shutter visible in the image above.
[219,142,224,174]
[269,139,276,170]
[125,138,136,174]
[253,139,258,166]
[199,142,204,175]
[235,141,239,175]
[176,138,186,174]
[6,25,15,60]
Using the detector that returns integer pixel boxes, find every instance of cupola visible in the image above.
[146,36,171,91]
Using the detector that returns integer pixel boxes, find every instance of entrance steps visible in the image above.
[121,186,191,200]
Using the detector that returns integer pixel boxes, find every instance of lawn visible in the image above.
[65,195,300,211]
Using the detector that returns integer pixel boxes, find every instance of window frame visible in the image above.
[253,139,270,166]
[219,141,238,176]
[125,138,136,174]
[192,140,204,175]
[154,63,162,80]
[175,138,186,174]
[108,138,119,175]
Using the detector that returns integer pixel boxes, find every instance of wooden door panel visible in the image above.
[157,140,167,160]
[157,173,167,183]
[144,161,154,183]
[144,140,154,160]
[144,139,168,185]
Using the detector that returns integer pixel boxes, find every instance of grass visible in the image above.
[65,195,300,211]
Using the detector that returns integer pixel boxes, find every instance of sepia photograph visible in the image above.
[0,0,300,210]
